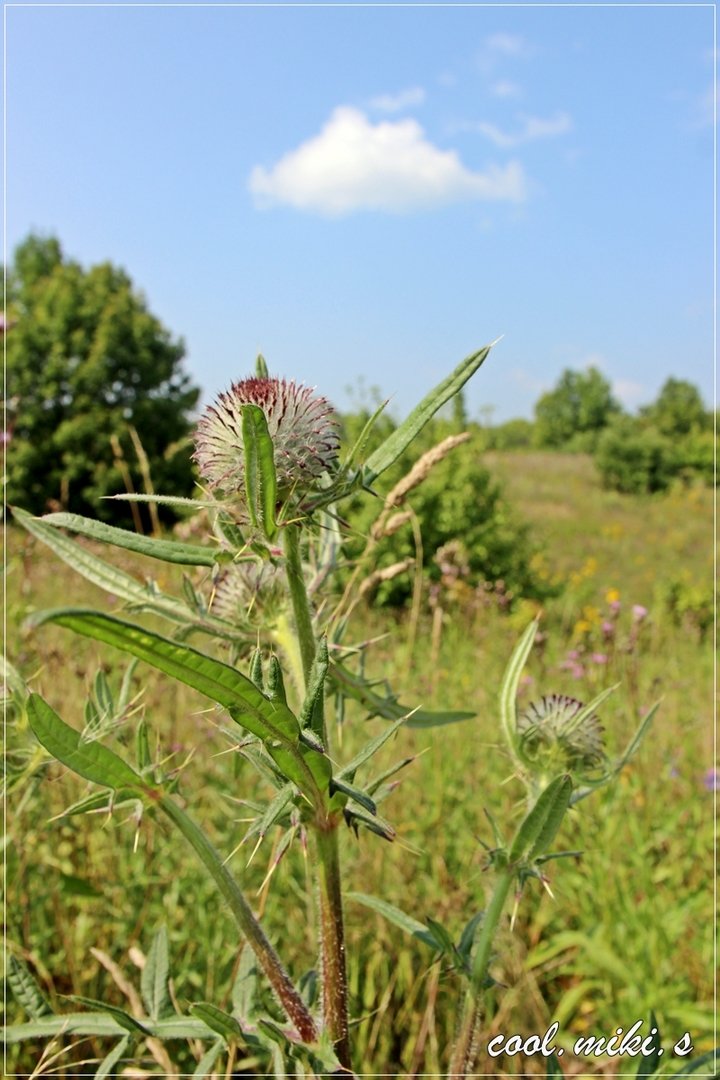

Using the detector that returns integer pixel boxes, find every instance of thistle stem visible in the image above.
[448,864,514,1076]
[282,523,317,690]
[315,823,352,1068]
[281,522,351,1069]
[157,793,317,1045]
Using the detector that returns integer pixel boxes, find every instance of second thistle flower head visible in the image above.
[517,693,606,779]
[194,376,340,499]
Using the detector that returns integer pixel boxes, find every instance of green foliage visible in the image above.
[594,410,714,495]
[594,418,679,494]
[641,377,710,437]
[342,413,551,607]
[534,367,621,449]
[6,233,200,522]
[483,416,535,450]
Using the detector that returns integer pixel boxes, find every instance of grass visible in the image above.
[4,452,715,1077]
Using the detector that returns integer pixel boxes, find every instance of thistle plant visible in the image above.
[6,344,665,1076]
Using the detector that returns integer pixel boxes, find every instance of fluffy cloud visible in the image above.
[490,79,522,99]
[474,112,572,148]
[248,106,527,216]
[484,32,530,57]
[369,86,426,112]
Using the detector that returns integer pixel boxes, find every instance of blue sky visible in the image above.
[6,2,715,422]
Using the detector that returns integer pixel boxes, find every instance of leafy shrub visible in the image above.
[342,415,553,607]
[483,417,534,450]
[594,420,678,494]
[5,234,199,522]
[533,367,621,450]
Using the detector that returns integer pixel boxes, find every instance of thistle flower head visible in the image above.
[517,693,606,776]
[211,560,285,628]
[193,377,340,498]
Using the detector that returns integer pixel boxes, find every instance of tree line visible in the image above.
[4,233,713,534]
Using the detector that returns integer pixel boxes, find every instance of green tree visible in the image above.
[641,377,709,437]
[534,366,621,449]
[6,234,200,522]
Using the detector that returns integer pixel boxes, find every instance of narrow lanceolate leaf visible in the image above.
[509,775,573,863]
[141,925,171,1021]
[329,776,376,815]
[242,404,278,541]
[12,507,196,626]
[500,618,539,764]
[188,1002,243,1041]
[44,611,299,744]
[331,661,474,728]
[27,694,145,792]
[338,717,406,781]
[7,955,51,1019]
[2,1013,216,1042]
[299,637,328,736]
[67,996,150,1034]
[40,610,329,800]
[341,398,390,471]
[363,342,495,482]
[347,893,440,952]
[40,512,219,566]
[192,1039,225,1078]
[95,1035,131,1079]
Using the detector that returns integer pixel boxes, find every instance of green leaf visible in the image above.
[330,776,376,815]
[500,619,539,765]
[338,716,406,781]
[299,637,328,736]
[457,911,484,962]
[13,507,200,627]
[2,1012,215,1042]
[347,892,440,951]
[344,805,396,841]
[331,660,474,728]
[67,996,150,1034]
[255,353,269,379]
[95,1035,131,1079]
[59,872,103,899]
[189,1002,243,1041]
[40,512,218,566]
[244,784,294,842]
[242,404,278,541]
[546,1051,564,1078]
[54,789,141,818]
[231,945,259,1022]
[341,397,390,471]
[43,610,298,742]
[192,1038,225,1077]
[509,774,573,863]
[7,954,51,1019]
[363,342,495,482]
[41,609,329,798]
[635,1012,661,1077]
[673,1048,719,1076]
[27,694,145,792]
[141,925,171,1021]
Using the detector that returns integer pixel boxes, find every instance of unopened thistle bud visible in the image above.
[193,376,340,497]
[517,694,606,777]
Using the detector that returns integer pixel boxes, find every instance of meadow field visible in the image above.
[5,452,715,1077]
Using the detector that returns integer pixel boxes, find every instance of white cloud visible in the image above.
[490,80,522,99]
[477,32,534,73]
[369,86,426,113]
[484,32,530,57]
[248,106,527,216]
[474,112,572,148]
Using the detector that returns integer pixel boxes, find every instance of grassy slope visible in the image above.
[5,452,715,1076]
